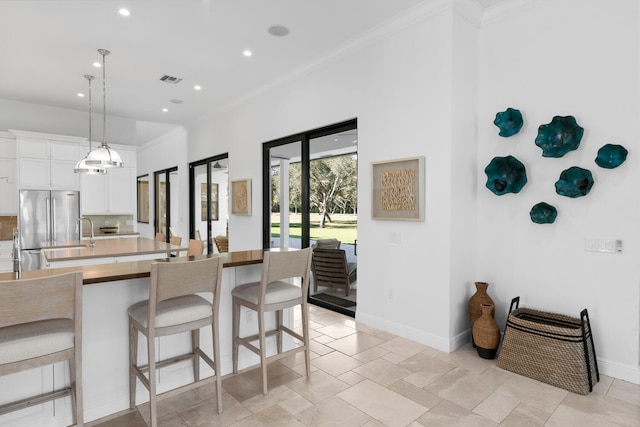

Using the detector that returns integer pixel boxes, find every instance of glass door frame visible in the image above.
[189,153,228,254]
[262,119,357,317]
[154,166,177,242]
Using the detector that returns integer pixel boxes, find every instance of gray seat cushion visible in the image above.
[0,319,74,365]
[128,294,212,328]
[232,281,301,305]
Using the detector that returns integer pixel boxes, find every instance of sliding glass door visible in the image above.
[154,167,178,241]
[189,154,228,254]
[263,119,358,316]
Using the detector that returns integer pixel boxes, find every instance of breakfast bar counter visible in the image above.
[39,237,188,268]
[0,248,289,427]
[0,249,266,283]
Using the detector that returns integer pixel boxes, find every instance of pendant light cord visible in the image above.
[85,75,93,151]
[98,49,110,150]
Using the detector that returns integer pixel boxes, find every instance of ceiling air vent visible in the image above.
[159,75,183,84]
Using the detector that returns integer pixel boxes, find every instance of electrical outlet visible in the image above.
[246,311,254,322]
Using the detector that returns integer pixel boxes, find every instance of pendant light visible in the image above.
[75,75,107,175]
[85,48,124,169]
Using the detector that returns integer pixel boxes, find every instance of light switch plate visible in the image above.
[584,238,623,254]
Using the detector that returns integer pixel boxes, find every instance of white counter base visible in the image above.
[0,262,296,426]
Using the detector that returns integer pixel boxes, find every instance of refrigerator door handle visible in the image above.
[52,197,57,242]
[45,197,51,243]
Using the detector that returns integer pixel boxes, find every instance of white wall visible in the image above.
[136,127,189,241]
[477,0,640,383]
[0,99,137,145]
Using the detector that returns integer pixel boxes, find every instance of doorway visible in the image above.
[154,167,178,241]
[262,119,358,316]
[189,154,229,254]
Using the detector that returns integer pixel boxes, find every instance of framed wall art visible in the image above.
[231,178,252,215]
[371,156,424,221]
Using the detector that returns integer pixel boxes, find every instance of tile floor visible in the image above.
[89,305,640,426]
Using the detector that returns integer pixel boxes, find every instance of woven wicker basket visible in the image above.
[496,297,599,395]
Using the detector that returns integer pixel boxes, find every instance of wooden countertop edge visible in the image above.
[0,249,267,284]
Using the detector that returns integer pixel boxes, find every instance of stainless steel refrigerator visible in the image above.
[18,189,80,271]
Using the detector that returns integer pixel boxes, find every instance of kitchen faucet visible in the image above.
[77,217,96,247]
[12,227,20,276]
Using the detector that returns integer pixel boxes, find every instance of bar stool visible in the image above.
[0,271,84,426]
[232,248,312,395]
[128,256,224,427]
[187,239,204,256]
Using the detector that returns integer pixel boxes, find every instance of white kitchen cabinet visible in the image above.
[0,135,17,215]
[0,241,13,273]
[16,136,82,189]
[0,159,18,214]
[80,146,136,215]
[0,135,17,158]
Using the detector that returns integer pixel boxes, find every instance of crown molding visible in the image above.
[481,0,551,25]
[454,0,485,27]
[9,129,86,143]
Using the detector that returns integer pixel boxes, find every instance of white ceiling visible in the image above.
[0,0,505,144]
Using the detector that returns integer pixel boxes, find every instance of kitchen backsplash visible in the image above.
[82,215,135,236]
[0,216,17,241]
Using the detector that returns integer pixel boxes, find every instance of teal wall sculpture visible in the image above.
[530,202,558,224]
[595,144,628,169]
[535,116,584,158]
[493,107,523,137]
[555,166,594,198]
[484,155,528,195]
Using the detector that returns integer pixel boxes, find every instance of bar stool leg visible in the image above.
[192,329,200,381]
[148,334,157,427]
[212,313,222,414]
[276,309,283,354]
[258,310,268,395]
[129,322,138,409]
[232,298,240,373]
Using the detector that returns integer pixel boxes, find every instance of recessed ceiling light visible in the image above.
[268,25,290,37]
[194,85,202,90]
[170,99,184,104]
[162,108,168,112]
[93,62,101,68]
[77,93,85,98]
[118,8,130,16]
[243,50,252,57]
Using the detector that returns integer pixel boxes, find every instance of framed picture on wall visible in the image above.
[371,156,425,221]
[231,178,252,215]
[201,183,219,221]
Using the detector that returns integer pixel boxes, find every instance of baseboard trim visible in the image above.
[597,358,640,385]
[356,311,452,352]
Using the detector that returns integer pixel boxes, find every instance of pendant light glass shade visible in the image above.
[85,48,124,169]
[75,74,107,175]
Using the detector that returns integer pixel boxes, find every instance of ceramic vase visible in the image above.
[473,303,501,359]
[468,282,495,346]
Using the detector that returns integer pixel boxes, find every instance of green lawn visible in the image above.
[271,213,357,244]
